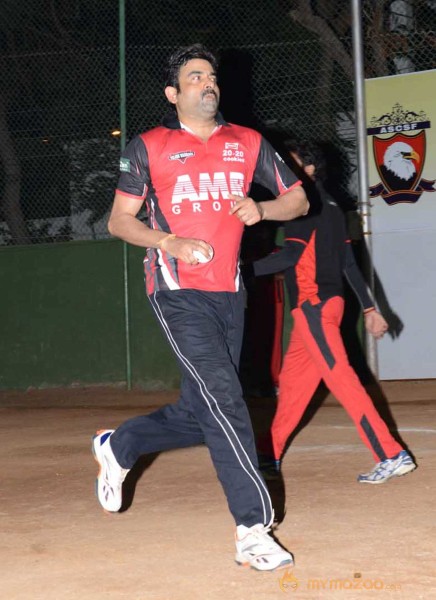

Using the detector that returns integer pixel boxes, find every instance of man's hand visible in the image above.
[161,236,213,265]
[364,310,389,339]
[228,194,264,225]
[228,186,309,226]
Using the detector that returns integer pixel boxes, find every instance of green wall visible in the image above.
[0,239,365,391]
[0,240,180,389]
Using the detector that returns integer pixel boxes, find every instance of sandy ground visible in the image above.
[1,380,435,600]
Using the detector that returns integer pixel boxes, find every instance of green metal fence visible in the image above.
[1,0,435,246]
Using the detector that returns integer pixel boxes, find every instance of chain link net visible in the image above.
[0,0,435,246]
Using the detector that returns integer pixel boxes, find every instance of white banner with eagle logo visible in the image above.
[366,69,436,379]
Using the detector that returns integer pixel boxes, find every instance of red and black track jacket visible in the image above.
[253,181,374,310]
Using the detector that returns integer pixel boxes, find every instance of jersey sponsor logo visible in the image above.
[368,103,435,205]
[168,150,195,164]
[171,171,245,214]
[120,157,131,172]
[223,142,245,163]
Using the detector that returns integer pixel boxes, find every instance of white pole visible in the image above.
[351,0,378,376]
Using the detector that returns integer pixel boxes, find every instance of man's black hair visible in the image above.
[284,139,327,182]
[164,43,219,90]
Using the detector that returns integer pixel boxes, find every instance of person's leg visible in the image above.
[97,288,293,569]
[94,344,206,513]
[269,319,321,461]
[296,297,404,462]
[109,377,205,468]
[142,289,273,528]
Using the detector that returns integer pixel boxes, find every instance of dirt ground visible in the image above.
[1,380,435,600]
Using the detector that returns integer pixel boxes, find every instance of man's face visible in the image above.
[165,58,220,119]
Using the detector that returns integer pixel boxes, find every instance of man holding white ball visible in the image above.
[93,43,308,571]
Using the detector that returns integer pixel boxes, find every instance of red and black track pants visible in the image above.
[271,296,403,462]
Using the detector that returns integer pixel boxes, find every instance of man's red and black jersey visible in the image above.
[115,112,301,294]
[253,181,373,310]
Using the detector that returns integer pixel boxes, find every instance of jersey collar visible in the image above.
[161,110,228,129]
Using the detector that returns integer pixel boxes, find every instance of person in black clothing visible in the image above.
[253,140,416,484]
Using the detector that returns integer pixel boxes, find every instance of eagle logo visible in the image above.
[370,131,435,205]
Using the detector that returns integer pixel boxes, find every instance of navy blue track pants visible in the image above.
[110,289,273,527]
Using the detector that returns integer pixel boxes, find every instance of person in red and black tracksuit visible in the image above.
[253,140,416,484]
[91,44,309,571]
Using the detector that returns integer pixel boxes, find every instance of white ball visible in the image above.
[193,245,214,263]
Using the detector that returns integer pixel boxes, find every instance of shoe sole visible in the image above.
[260,469,281,481]
[235,556,293,571]
[92,429,118,513]
[358,462,416,484]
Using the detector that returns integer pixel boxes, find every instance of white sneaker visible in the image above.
[358,450,416,484]
[235,523,293,571]
[92,429,130,512]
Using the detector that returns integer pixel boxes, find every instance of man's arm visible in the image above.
[228,185,309,226]
[259,186,309,220]
[108,193,157,247]
[111,136,212,262]
[108,193,213,263]
[343,242,374,310]
[250,241,305,277]
[229,134,309,225]
[343,243,388,339]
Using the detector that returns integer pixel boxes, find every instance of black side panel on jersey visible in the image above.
[252,137,300,195]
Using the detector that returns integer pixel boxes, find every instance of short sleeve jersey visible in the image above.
[116,112,300,294]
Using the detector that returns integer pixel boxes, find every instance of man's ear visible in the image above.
[165,86,178,105]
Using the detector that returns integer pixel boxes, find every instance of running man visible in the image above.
[92,45,309,570]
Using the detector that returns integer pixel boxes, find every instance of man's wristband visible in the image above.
[157,233,177,250]
[363,307,376,315]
